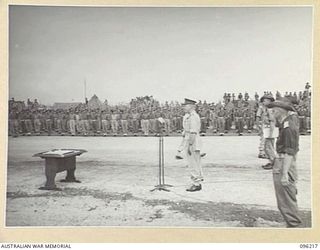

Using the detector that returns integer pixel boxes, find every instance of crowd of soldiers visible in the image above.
[8,84,311,137]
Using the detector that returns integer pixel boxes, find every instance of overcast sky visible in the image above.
[9,6,313,105]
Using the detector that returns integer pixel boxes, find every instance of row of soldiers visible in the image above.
[8,89,311,136]
[8,108,182,136]
[8,103,311,136]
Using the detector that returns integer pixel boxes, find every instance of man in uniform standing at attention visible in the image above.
[266,98,302,227]
[182,98,203,192]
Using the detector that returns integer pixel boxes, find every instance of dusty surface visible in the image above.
[6,135,311,227]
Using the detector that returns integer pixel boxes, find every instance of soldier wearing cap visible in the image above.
[181,98,203,192]
[266,99,302,227]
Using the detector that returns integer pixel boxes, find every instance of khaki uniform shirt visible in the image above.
[183,110,202,151]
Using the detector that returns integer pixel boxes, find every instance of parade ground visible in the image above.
[6,135,312,227]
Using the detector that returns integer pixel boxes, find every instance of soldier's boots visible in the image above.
[186,184,202,192]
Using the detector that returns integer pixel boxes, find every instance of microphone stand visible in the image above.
[151,119,172,192]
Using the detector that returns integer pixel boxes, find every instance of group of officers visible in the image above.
[178,94,303,228]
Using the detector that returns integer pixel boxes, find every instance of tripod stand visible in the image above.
[151,133,172,192]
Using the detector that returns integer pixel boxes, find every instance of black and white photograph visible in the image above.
[6,5,313,228]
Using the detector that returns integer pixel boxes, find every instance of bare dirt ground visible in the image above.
[5,135,311,227]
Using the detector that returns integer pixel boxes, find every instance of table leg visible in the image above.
[60,156,81,183]
[39,158,62,191]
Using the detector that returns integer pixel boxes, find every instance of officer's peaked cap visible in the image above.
[183,98,197,105]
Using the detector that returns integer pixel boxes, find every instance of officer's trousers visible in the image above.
[9,120,14,136]
[75,120,81,133]
[69,120,76,135]
[273,157,302,227]
[34,119,41,133]
[101,120,108,133]
[61,119,67,132]
[217,117,225,133]
[56,119,62,132]
[236,118,244,133]
[187,149,203,185]
[25,119,33,133]
[91,119,97,132]
[121,120,128,134]
[306,117,311,131]
[258,125,265,155]
[200,118,207,132]
[247,118,254,130]
[111,120,118,133]
[132,119,139,133]
[83,120,89,133]
[164,119,171,134]
[46,119,52,133]
[141,119,150,135]
[149,119,156,133]
[225,117,232,131]
[77,120,84,134]
[210,118,218,131]
[97,118,101,131]
[299,116,306,133]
